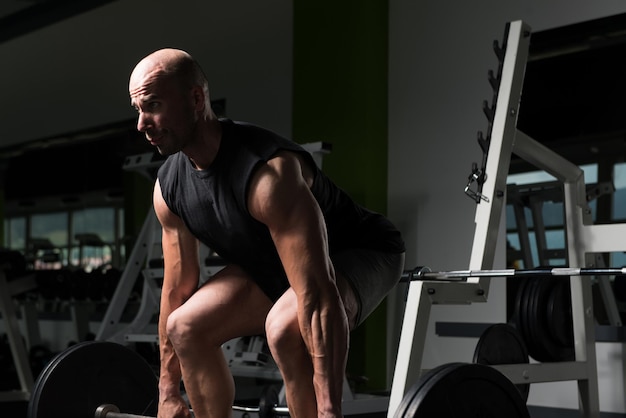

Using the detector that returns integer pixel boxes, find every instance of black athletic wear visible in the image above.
[157,119,405,303]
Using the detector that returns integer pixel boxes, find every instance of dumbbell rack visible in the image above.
[388,20,626,418]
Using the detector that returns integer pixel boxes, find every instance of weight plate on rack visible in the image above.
[527,276,550,361]
[546,278,574,348]
[394,362,462,418]
[512,277,528,331]
[396,363,529,418]
[520,277,542,361]
[531,277,574,362]
[28,341,158,418]
[473,323,530,401]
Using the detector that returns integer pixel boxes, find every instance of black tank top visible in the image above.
[158,119,404,300]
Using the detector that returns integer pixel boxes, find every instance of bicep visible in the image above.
[248,155,333,291]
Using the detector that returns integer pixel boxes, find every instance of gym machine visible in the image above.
[0,271,38,403]
[506,179,623,327]
[388,19,620,418]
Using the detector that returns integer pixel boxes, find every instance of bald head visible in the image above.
[129,48,212,116]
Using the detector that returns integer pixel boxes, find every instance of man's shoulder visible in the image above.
[157,152,185,183]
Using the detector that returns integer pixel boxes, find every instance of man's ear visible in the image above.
[191,85,206,112]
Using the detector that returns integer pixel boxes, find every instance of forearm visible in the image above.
[157,289,188,398]
[300,290,349,415]
[158,307,182,397]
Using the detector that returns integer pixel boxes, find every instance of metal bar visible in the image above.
[513,130,585,184]
[102,412,149,418]
[0,272,34,397]
[468,20,531,275]
[529,198,549,266]
[510,195,534,268]
[96,208,157,342]
[387,281,434,415]
[401,266,626,281]
[492,361,589,385]
[232,404,290,415]
[98,403,291,418]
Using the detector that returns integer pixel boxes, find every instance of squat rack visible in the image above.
[388,20,626,418]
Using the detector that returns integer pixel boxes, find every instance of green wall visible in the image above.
[293,0,390,391]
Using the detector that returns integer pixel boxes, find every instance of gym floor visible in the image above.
[1,401,390,418]
[1,400,28,418]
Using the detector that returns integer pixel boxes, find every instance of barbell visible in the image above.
[405,266,583,362]
[28,338,531,418]
[31,263,600,418]
[402,265,626,281]
[93,401,291,418]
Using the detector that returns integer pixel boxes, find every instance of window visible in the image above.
[4,205,124,271]
[506,164,597,268]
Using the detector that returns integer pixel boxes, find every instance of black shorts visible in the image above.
[332,249,405,326]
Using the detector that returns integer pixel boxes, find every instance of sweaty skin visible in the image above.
[129,48,355,418]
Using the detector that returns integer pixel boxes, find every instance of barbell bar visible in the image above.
[401,266,626,281]
[94,403,291,418]
[233,404,290,417]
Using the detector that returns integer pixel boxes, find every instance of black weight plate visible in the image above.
[547,278,574,348]
[543,277,574,361]
[28,341,158,418]
[527,276,550,361]
[614,274,626,302]
[473,323,530,401]
[512,277,529,332]
[258,384,281,418]
[399,363,530,418]
[522,277,543,361]
[513,277,533,359]
[532,277,574,362]
[394,363,463,418]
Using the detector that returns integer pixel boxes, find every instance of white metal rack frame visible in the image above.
[387,20,618,418]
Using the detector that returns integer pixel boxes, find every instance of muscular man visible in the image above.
[128,48,405,418]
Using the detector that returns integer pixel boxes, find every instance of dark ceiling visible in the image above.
[3,3,626,189]
[0,0,116,44]
[514,13,626,172]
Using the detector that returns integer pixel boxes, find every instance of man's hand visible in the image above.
[158,393,194,418]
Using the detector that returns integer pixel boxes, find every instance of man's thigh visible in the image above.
[179,264,274,343]
[333,250,405,328]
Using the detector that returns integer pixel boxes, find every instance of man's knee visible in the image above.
[265,306,301,356]
[165,308,189,348]
[165,307,213,351]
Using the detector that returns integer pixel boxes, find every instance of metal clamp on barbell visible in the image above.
[95,404,150,418]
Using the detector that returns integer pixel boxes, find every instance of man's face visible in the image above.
[129,67,197,156]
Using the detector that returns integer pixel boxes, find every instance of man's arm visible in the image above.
[247,152,348,416]
[153,180,200,416]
